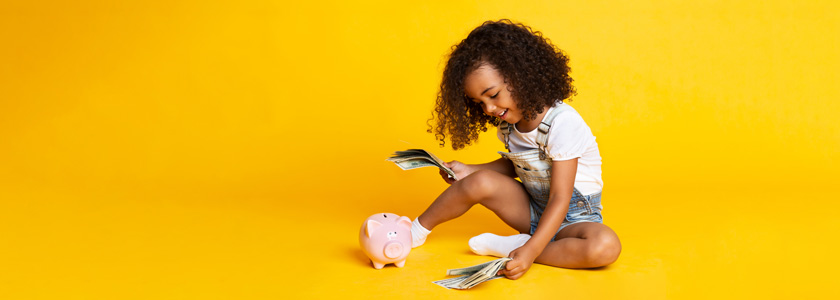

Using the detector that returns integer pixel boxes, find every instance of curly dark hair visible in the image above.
[428,19,576,150]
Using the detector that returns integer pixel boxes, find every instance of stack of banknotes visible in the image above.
[433,258,511,289]
[386,149,457,180]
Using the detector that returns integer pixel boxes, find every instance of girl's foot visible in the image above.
[468,233,531,257]
[410,218,431,248]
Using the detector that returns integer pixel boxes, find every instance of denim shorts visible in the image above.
[529,189,603,239]
[496,139,604,240]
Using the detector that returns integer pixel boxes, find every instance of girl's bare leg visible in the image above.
[417,169,532,233]
[417,169,621,269]
[534,222,621,268]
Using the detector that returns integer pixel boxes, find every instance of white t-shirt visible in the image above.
[496,102,603,195]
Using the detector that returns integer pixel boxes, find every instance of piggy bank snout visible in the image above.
[383,241,405,259]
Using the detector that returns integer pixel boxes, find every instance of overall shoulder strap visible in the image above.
[535,106,564,160]
[499,121,512,151]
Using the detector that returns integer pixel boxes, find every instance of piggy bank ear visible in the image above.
[397,216,411,229]
[366,220,383,238]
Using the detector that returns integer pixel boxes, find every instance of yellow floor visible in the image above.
[2,1,839,299]
[2,178,838,299]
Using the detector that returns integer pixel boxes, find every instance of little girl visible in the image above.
[410,20,621,280]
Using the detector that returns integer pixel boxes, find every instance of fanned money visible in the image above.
[432,258,511,290]
[386,149,457,180]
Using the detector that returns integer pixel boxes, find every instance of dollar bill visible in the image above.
[432,258,511,289]
[386,149,458,180]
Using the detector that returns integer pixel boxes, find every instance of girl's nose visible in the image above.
[484,103,496,115]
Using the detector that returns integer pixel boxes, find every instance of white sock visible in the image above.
[411,218,431,248]
[468,233,531,257]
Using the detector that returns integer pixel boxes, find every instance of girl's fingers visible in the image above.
[502,266,523,279]
[505,261,519,271]
[502,270,518,279]
[504,265,520,275]
[440,169,454,184]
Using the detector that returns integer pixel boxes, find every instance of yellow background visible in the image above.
[1,0,838,299]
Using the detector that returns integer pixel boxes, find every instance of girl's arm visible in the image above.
[439,158,516,184]
[501,157,577,280]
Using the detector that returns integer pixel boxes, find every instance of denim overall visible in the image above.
[498,107,603,237]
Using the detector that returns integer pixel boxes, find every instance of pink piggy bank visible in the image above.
[359,213,412,269]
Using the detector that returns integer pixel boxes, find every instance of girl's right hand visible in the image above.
[439,161,475,184]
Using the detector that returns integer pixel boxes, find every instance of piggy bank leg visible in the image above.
[372,260,385,269]
[394,260,406,268]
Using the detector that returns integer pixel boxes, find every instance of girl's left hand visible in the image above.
[441,161,475,184]
[498,244,539,280]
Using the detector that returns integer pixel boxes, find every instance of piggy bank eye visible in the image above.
[387,231,397,238]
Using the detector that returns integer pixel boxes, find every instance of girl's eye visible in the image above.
[490,91,500,99]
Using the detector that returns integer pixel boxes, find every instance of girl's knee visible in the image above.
[458,169,503,201]
[585,233,621,267]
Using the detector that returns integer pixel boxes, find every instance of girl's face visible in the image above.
[464,64,524,124]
